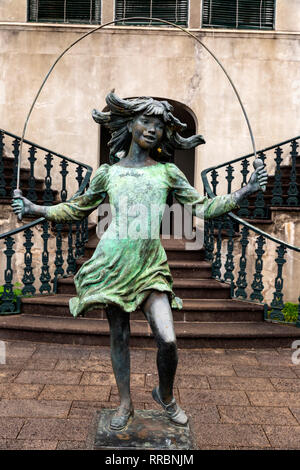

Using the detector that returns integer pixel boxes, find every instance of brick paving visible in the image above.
[0,340,299,450]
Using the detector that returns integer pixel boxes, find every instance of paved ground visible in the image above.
[0,339,300,450]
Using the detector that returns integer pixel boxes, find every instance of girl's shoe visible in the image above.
[110,406,134,431]
[152,386,188,426]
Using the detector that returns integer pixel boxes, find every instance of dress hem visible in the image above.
[69,288,183,318]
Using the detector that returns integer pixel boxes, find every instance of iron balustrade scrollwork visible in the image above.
[202,135,300,326]
[0,129,93,314]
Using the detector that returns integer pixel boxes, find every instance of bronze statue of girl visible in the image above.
[12,91,268,431]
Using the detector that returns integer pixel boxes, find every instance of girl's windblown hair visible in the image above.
[92,91,205,164]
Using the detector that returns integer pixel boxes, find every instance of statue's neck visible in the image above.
[126,140,150,164]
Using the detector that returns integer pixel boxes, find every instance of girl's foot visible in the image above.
[110,404,134,431]
[152,386,188,426]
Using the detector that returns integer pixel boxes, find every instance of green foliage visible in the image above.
[268,302,299,323]
[0,282,31,304]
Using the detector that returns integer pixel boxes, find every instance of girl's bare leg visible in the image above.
[106,306,133,429]
[142,291,188,425]
[141,291,178,403]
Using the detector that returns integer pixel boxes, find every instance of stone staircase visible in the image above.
[246,161,300,225]
[0,228,299,348]
[0,136,299,349]
[0,155,59,205]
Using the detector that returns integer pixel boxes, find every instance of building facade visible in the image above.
[0,0,299,197]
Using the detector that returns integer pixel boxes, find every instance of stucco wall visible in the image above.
[0,2,299,307]
[276,0,300,32]
[0,24,300,195]
[0,0,27,22]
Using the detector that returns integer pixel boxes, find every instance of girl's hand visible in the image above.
[247,159,268,193]
[12,190,35,220]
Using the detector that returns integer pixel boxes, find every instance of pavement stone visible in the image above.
[4,341,37,360]
[218,406,299,425]
[263,425,300,449]
[32,344,91,360]
[17,418,91,441]
[0,383,43,399]
[0,340,299,450]
[270,378,300,392]
[201,350,259,365]
[290,408,300,425]
[15,370,83,385]
[208,376,275,391]
[0,399,71,418]
[69,401,146,419]
[4,439,58,450]
[55,359,113,373]
[233,365,298,378]
[247,391,300,407]
[39,384,111,402]
[0,417,24,439]
[24,358,59,370]
[177,363,236,377]
[191,423,270,448]
[80,372,145,387]
[145,373,210,390]
[110,386,180,404]
[289,367,300,378]
[180,404,221,424]
[0,369,21,383]
[254,350,295,367]
[56,440,87,450]
[179,389,250,406]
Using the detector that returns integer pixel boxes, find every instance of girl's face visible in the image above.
[129,114,164,150]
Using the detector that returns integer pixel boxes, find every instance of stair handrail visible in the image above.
[201,136,300,252]
[0,129,93,314]
[0,129,93,239]
[201,137,300,325]
[204,135,300,171]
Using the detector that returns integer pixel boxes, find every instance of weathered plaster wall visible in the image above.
[0,24,299,196]
[0,3,299,298]
[0,0,27,22]
[276,0,300,32]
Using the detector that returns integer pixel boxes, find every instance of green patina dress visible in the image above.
[46,162,238,317]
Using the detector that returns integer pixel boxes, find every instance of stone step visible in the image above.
[3,173,45,191]
[247,193,300,203]
[243,217,273,225]
[21,295,264,322]
[55,276,231,299]
[243,206,300,225]
[0,313,298,348]
[75,258,212,279]
[84,236,206,261]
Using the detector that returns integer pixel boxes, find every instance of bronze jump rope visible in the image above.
[13,16,265,220]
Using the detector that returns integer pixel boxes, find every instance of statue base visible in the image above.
[93,409,193,450]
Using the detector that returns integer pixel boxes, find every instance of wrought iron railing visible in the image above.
[0,129,93,314]
[208,136,300,220]
[202,136,300,326]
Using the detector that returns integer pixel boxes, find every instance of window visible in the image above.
[28,0,101,24]
[202,0,275,30]
[115,0,189,26]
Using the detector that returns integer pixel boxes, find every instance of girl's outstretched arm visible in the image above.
[166,162,268,220]
[11,163,110,223]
